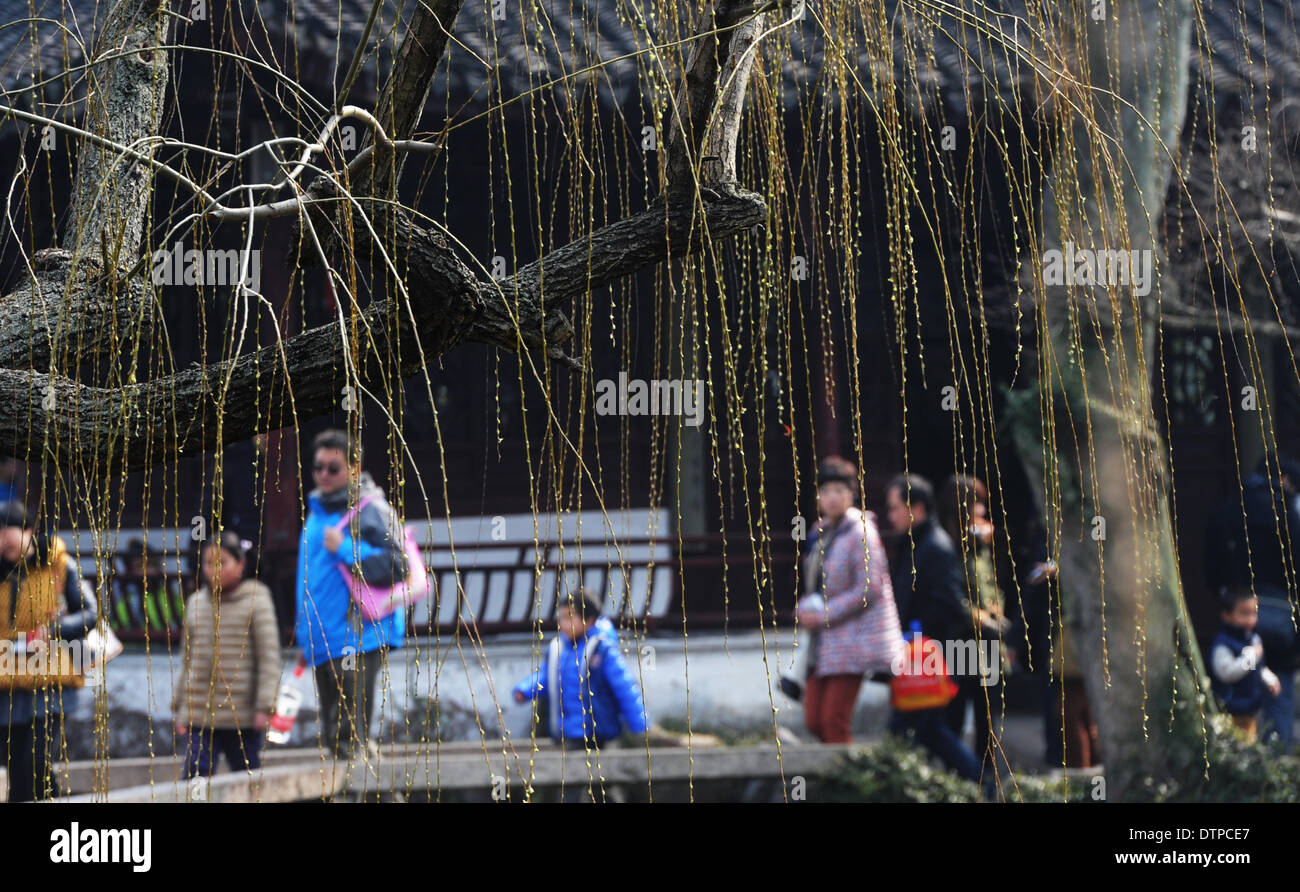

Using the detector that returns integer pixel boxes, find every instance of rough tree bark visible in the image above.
[0,0,169,375]
[0,0,784,470]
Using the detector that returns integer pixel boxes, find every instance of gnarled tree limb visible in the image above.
[0,0,169,374]
[0,0,776,468]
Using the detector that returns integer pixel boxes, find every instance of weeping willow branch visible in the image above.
[469,187,768,356]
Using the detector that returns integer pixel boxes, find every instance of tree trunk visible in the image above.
[1030,0,1208,800]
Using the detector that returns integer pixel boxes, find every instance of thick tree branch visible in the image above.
[0,0,169,375]
[356,0,465,200]
[66,0,169,255]
[467,188,767,358]
[665,0,786,193]
[0,0,779,466]
[1,188,484,472]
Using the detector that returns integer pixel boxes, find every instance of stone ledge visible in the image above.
[34,742,849,801]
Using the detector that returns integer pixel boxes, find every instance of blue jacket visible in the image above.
[1211,623,1267,715]
[514,622,649,744]
[295,473,407,667]
[0,534,97,725]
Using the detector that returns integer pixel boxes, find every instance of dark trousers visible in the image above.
[1022,586,1065,764]
[315,649,383,760]
[946,675,1010,779]
[1256,594,1297,753]
[1,717,60,801]
[184,727,264,778]
[1042,675,1065,766]
[804,673,864,743]
[889,707,983,784]
[945,676,977,738]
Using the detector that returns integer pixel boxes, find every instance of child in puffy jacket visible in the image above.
[1210,586,1282,743]
[173,532,281,777]
[512,587,648,749]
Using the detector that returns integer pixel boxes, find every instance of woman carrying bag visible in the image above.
[793,457,902,743]
[0,501,96,801]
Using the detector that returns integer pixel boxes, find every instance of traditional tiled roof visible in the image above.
[1,0,1031,113]
[5,0,1297,114]
[4,1,1296,115]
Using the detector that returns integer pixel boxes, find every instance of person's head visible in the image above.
[937,474,990,544]
[556,586,602,642]
[0,500,31,563]
[1280,456,1300,497]
[125,538,163,579]
[1219,586,1259,633]
[816,456,859,523]
[885,473,934,534]
[201,531,250,593]
[1255,453,1300,497]
[312,429,360,496]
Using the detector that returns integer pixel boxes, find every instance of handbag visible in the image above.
[889,624,959,711]
[333,496,431,621]
[0,540,87,690]
[85,620,124,680]
[779,597,821,702]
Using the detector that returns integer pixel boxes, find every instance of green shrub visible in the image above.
[1007,772,1096,802]
[814,735,1103,802]
[1135,697,1300,803]
[813,736,982,803]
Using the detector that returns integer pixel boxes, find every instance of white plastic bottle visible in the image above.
[267,660,307,745]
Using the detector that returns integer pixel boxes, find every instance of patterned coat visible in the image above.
[799,508,902,677]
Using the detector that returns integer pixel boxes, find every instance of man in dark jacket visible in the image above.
[1205,455,1300,752]
[887,475,971,645]
[884,474,983,786]
[0,501,96,800]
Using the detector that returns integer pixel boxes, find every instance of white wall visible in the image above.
[70,630,893,752]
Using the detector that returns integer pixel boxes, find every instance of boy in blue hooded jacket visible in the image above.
[513,587,648,748]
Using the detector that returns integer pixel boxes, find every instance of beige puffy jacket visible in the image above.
[172,580,281,730]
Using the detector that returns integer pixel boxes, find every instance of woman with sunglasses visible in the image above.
[295,429,407,763]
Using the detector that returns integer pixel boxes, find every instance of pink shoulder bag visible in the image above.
[333,496,431,621]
